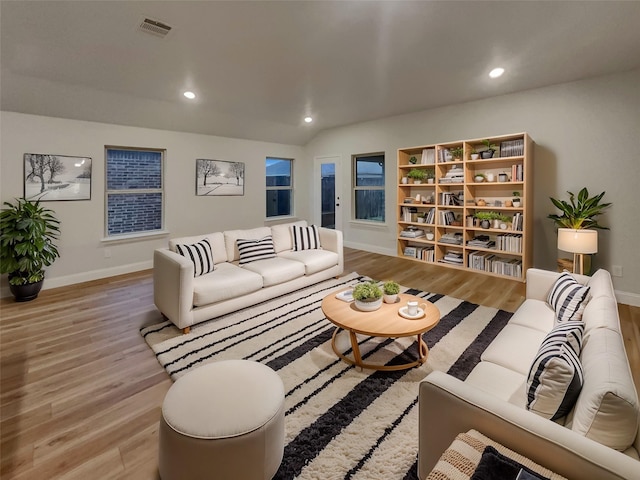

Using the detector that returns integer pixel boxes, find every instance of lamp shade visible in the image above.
[557,228,598,254]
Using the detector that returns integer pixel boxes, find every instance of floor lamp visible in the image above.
[557,228,598,275]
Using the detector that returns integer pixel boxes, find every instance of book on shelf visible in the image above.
[511,164,524,182]
[511,213,524,231]
[421,148,435,164]
[500,138,524,157]
[440,251,464,265]
[400,227,425,238]
[438,210,456,226]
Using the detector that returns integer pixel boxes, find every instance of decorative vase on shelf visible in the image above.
[481,220,491,229]
[481,150,494,159]
[471,153,479,160]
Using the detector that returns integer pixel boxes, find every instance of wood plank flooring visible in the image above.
[1,247,638,479]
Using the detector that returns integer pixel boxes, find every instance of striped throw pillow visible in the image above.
[526,322,585,420]
[547,272,590,322]
[175,238,215,277]
[291,224,320,251]
[237,236,276,265]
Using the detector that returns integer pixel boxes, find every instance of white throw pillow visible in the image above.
[175,238,215,277]
[236,236,276,265]
[547,272,590,322]
[291,224,321,251]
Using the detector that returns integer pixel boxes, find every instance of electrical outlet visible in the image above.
[612,265,623,277]
[104,248,111,259]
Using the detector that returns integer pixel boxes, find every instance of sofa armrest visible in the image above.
[525,268,589,301]
[153,248,195,330]
[319,227,344,274]
[419,371,638,480]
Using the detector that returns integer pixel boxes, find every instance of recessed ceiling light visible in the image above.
[183,91,196,99]
[489,68,505,79]
[304,116,313,123]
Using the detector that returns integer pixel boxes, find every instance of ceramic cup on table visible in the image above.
[407,301,427,316]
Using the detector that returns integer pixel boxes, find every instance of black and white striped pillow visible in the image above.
[237,236,276,265]
[541,320,585,355]
[175,238,215,277]
[291,224,320,251]
[547,272,590,322]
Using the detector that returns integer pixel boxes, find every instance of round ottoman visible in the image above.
[159,360,285,480]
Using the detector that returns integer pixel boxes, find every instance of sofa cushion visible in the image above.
[507,299,555,333]
[582,296,620,334]
[271,220,307,253]
[169,232,227,264]
[526,341,583,421]
[291,224,321,251]
[547,272,590,322]
[175,238,215,277]
[241,257,305,287]
[586,269,616,300]
[569,328,639,451]
[224,227,271,262]
[278,249,339,275]
[480,324,547,375]
[465,362,528,403]
[237,236,276,265]
[192,263,263,307]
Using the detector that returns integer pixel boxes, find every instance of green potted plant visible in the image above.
[548,188,611,230]
[425,170,435,184]
[409,156,418,164]
[481,139,498,159]
[512,191,522,208]
[449,146,464,161]
[470,147,479,160]
[352,281,383,311]
[382,280,400,304]
[0,198,61,301]
[407,168,426,184]
[475,211,500,229]
[473,172,486,183]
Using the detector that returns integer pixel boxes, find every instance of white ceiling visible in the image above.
[2,1,640,145]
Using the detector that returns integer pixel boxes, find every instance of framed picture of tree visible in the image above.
[195,159,245,196]
[24,153,92,201]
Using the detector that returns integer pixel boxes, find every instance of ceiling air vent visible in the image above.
[138,18,172,38]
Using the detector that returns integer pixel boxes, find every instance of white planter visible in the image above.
[427,178,434,184]
[383,294,398,304]
[355,298,383,312]
[471,154,479,160]
[413,180,422,184]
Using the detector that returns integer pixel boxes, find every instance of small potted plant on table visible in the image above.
[352,281,383,311]
[382,280,400,304]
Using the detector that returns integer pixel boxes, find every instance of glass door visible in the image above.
[314,156,342,230]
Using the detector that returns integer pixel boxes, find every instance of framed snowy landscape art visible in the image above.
[196,159,245,196]
[24,153,92,201]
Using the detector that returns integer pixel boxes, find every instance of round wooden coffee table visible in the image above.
[321,290,440,371]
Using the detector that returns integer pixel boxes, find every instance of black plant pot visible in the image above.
[9,279,44,302]
[480,150,494,159]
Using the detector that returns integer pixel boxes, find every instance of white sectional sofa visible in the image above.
[153,221,343,333]
[419,268,640,480]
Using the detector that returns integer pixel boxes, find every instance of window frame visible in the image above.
[352,152,385,223]
[265,157,294,218]
[104,145,166,239]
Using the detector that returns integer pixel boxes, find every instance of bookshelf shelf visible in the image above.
[397,133,533,281]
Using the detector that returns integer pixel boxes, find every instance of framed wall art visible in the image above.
[196,159,245,196]
[24,153,92,201]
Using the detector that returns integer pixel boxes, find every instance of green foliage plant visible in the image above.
[352,281,382,301]
[548,188,611,230]
[382,280,400,295]
[449,146,464,159]
[482,139,498,151]
[407,168,426,180]
[474,211,501,221]
[0,198,61,285]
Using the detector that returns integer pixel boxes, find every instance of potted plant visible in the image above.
[481,139,498,159]
[382,280,400,304]
[475,211,499,229]
[449,146,464,161]
[409,156,418,164]
[512,191,522,208]
[548,188,611,230]
[473,173,486,183]
[0,198,61,301]
[352,281,383,311]
[425,170,435,184]
[407,168,426,184]
[470,147,479,160]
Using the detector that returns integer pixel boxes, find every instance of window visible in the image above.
[105,147,164,237]
[353,153,385,222]
[266,157,293,217]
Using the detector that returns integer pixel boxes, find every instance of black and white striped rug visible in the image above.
[141,272,512,480]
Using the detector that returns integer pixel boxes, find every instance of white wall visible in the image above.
[0,113,304,291]
[304,69,640,301]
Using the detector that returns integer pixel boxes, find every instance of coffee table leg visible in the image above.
[418,334,429,363]
[349,330,363,367]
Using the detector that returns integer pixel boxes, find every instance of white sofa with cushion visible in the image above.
[153,221,343,333]
[419,268,640,480]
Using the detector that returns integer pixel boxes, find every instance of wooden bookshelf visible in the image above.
[397,133,533,281]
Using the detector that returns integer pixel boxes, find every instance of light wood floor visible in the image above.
[1,247,639,479]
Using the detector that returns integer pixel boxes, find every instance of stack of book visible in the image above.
[440,251,464,265]
[467,235,494,248]
[439,232,463,245]
[500,139,524,157]
[400,227,425,238]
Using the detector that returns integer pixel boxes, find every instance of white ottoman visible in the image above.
[159,359,285,480]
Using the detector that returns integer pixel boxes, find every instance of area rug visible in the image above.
[141,272,513,480]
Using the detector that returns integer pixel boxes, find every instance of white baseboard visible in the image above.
[615,290,640,307]
[0,261,152,298]
[344,240,396,257]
